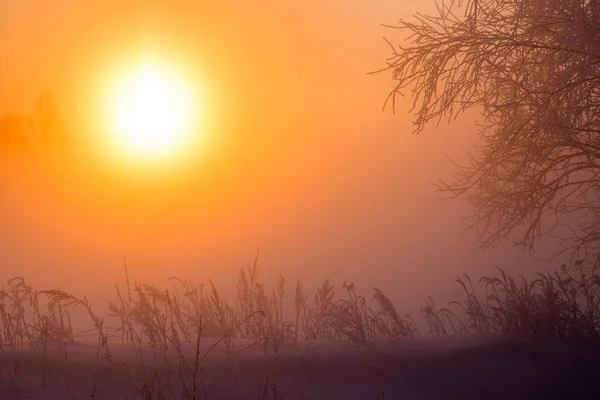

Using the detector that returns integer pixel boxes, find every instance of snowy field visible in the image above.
[1,333,599,400]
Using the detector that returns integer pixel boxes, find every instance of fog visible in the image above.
[0,0,559,323]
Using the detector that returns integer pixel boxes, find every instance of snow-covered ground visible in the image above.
[1,333,599,399]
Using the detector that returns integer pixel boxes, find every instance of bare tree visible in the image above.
[0,93,67,154]
[0,113,31,151]
[376,0,600,264]
[35,92,67,149]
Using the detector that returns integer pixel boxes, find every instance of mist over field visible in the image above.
[0,1,557,320]
[2,1,598,399]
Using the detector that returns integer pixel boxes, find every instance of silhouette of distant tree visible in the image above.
[0,113,31,151]
[0,92,67,154]
[35,92,67,149]
[377,0,600,264]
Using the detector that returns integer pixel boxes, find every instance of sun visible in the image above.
[104,59,200,161]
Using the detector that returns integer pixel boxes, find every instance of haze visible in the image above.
[0,0,555,318]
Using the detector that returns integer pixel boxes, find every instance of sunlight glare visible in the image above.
[105,59,200,162]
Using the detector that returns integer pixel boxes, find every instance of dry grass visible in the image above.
[427,261,600,338]
[0,258,598,398]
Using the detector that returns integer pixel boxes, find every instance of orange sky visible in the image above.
[0,1,556,312]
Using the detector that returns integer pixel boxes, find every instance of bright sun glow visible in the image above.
[105,59,200,161]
